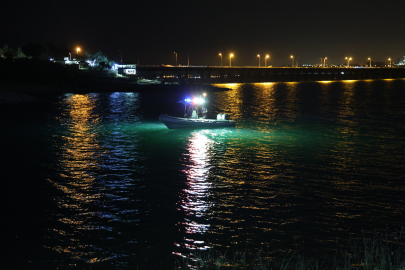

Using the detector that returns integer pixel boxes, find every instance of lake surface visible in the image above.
[2,80,405,269]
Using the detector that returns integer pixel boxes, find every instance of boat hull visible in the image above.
[159,114,236,129]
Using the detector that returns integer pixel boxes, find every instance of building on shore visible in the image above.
[112,63,137,76]
[397,56,405,66]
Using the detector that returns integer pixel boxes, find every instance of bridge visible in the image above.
[136,65,405,84]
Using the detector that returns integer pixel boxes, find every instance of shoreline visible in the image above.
[0,80,228,94]
[0,80,230,104]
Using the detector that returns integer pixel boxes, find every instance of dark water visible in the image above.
[2,80,405,269]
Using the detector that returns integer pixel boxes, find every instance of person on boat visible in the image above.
[202,107,207,118]
[191,109,198,119]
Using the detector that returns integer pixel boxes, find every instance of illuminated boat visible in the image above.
[159,114,236,129]
[159,93,236,129]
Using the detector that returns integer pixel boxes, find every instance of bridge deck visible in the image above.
[135,66,405,83]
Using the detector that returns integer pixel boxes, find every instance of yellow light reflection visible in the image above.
[340,80,358,83]
[48,94,106,263]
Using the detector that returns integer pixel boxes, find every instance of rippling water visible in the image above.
[2,80,405,269]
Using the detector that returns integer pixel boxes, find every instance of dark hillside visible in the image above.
[0,58,89,86]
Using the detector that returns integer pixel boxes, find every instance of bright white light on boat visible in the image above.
[191,97,205,104]
[185,98,191,103]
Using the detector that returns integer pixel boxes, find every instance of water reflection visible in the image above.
[16,82,405,268]
[175,129,232,255]
[47,92,143,265]
[177,81,405,256]
[212,83,302,124]
[53,93,101,191]
[47,93,105,262]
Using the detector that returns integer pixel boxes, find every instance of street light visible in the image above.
[219,53,222,66]
[76,47,80,55]
[230,53,234,67]
[174,52,177,66]
[345,57,352,67]
[324,57,327,67]
[388,58,391,67]
[368,57,371,68]
[257,54,260,67]
[265,55,269,67]
[291,55,294,67]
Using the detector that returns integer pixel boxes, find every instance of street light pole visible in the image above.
[76,47,80,56]
[188,53,190,66]
[320,57,323,67]
[219,53,222,66]
[174,52,177,66]
[257,54,260,67]
[388,58,391,67]
[324,57,327,67]
[368,57,371,67]
[291,55,294,67]
[230,53,233,67]
[265,55,269,67]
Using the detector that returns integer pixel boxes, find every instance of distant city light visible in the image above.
[345,57,352,67]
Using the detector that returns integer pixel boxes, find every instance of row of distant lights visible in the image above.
[76,46,394,66]
[217,53,394,65]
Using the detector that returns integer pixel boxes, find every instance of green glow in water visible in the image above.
[2,80,405,268]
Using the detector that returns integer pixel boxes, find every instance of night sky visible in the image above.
[2,0,405,66]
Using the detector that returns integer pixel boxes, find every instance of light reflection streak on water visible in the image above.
[175,130,232,254]
[47,92,142,264]
[55,94,101,199]
[211,83,244,119]
[48,94,105,261]
[212,83,298,124]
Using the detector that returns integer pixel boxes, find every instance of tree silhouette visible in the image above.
[86,50,113,69]
[22,43,45,58]
[0,44,14,59]
[46,43,69,58]
[16,47,26,58]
